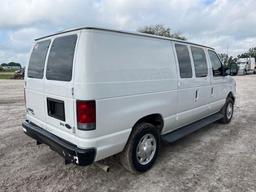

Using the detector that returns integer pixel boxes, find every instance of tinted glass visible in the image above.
[208,50,223,76]
[46,35,77,81]
[175,44,192,78]
[191,47,208,77]
[28,40,50,79]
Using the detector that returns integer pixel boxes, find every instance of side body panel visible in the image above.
[206,49,235,113]
[188,47,213,121]
[74,30,178,160]
[173,44,212,130]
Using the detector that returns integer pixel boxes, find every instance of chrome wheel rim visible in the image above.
[226,103,233,119]
[136,134,156,165]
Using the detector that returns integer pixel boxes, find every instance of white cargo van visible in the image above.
[22,27,236,173]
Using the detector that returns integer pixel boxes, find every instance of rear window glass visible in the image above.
[28,40,50,79]
[175,44,192,78]
[46,35,77,81]
[191,47,208,77]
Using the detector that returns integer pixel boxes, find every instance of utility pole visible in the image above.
[226,43,229,57]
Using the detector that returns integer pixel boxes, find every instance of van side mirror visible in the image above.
[223,65,230,76]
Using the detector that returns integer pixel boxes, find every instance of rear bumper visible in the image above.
[22,120,96,166]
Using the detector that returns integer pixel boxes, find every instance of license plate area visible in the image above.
[47,98,65,121]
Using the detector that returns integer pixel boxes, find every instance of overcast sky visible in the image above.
[1,0,256,66]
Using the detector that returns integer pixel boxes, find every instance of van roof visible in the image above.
[35,27,214,50]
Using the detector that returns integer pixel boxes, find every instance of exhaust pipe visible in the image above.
[94,162,110,172]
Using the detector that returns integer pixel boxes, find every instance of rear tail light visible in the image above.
[76,100,96,130]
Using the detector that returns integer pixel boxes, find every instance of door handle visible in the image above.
[65,124,72,129]
[211,87,214,96]
[195,90,198,101]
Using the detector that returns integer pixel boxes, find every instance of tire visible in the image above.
[120,123,160,173]
[220,97,234,124]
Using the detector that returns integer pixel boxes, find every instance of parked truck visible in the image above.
[237,57,256,75]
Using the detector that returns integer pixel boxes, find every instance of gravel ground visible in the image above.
[0,76,256,192]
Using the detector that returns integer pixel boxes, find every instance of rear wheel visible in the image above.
[220,97,234,124]
[120,123,160,173]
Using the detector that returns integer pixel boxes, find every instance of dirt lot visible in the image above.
[0,76,256,192]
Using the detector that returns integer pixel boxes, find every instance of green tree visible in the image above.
[218,53,238,75]
[8,62,21,68]
[237,53,250,58]
[248,47,256,58]
[137,24,187,40]
[238,47,256,59]
[218,53,229,65]
[218,53,237,66]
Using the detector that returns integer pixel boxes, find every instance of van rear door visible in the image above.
[26,40,51,127]
[44,34,78,136]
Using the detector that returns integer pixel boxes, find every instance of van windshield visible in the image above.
[46,35,77,81]
[28,40,50,79]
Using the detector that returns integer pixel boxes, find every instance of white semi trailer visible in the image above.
[237,57,256,75]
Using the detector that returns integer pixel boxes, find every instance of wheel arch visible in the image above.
[227,91,235,103]
[132,113,164,134]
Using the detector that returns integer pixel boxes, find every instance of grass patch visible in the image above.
[0,72,14,79]
[0,69,17,72]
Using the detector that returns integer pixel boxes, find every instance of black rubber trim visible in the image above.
[22,120,96,166]
[161,113,224,143]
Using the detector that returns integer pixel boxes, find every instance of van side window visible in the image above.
[175,44,192,78]
[208,50,223,76]
[28,40,50,79]
[46,35,77,81]
[191,47,208,77]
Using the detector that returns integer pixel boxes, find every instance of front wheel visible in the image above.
[120,123,160,173]
[220,97,234,124]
